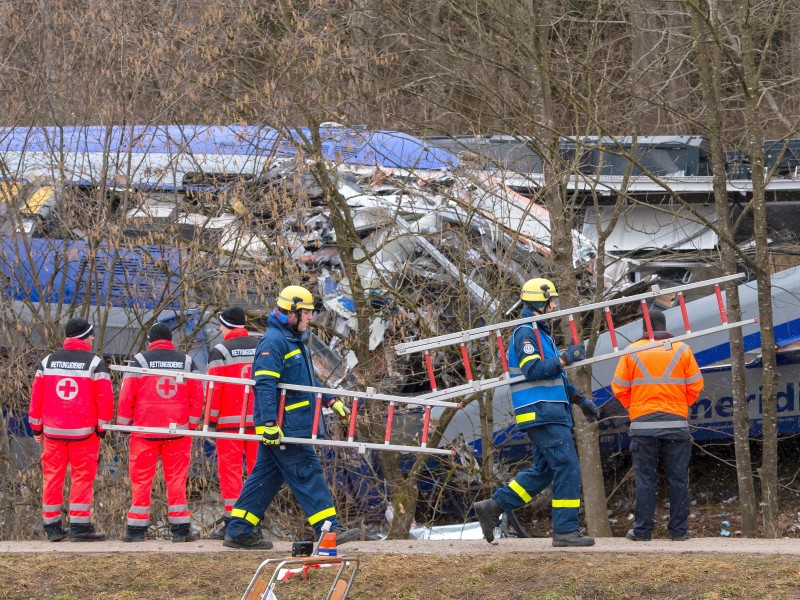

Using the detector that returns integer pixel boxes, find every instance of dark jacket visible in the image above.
[251,311,332,438]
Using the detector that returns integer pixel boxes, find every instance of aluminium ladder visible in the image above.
[392,274,758,402]
[105,365,460,456]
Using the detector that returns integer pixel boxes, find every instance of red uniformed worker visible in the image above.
[28,317,114,542]
[206,307,260,540]
[117,322,204,542]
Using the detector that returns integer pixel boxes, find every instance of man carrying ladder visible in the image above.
[473,278,599,547]
[223,285,360,550]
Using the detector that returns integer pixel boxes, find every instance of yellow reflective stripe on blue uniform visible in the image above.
[231,508,261,525]
[284,349,301,360]
[509,480,532,503]
[515,412,536,424]
[308,506,336,525]
[519,354,540,368]
[552,499,581,508]
[285,400,310,411]
[254,370,280,378]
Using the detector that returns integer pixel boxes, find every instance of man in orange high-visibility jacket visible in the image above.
[612,309,704,542]
[206,307,260,540]
[29,317,114,542]
[117,322,204,543]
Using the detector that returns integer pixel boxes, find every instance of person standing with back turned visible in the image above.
[473,278,599,547]
[29,317,114,542]
[117,322,204,542]
[223,285,359,549]
[612,309,703,542]
[206,307,260,540]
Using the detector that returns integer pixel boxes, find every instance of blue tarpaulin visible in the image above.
[0,125,458,171]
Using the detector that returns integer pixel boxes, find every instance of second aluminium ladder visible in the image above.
[392,274,757,403]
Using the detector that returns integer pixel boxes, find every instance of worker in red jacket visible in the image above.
[117,322,204,542]
[28,317,114,542]
[206,307,260,540]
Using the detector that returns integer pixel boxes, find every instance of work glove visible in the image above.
[327,399,351,424]
[560,343,586,366]
[578,398,601,423]
[96,428,106,439]
[261,422,284,446]
[33,433,43,444]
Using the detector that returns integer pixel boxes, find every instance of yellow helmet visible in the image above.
[276,285,315,311]
[521,278,558,303]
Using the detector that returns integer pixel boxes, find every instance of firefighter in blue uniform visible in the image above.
[223,285,360,549]
[473,278,600,547]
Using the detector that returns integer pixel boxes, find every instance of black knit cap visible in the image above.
[219,307,246,328]
[644,309,667,332]
[65,317,93,339]
[147,322,173,342]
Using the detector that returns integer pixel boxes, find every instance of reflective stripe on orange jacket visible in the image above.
[611,338,704,421]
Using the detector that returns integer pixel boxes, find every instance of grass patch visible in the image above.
[2,552,800,599]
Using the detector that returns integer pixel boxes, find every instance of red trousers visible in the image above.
[127,436,192,527]
[216,437,258,515]
[41,435,100,525]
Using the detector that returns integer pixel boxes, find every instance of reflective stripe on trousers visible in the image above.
[226,443,340,539]
[128,436,192,527]
[41,435,100,525]
[493,423,583,534]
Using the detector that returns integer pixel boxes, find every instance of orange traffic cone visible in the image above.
[317,531,337,557]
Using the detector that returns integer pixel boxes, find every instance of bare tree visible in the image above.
[687,0,757,536]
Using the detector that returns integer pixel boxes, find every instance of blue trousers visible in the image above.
[493,424,582,534]
[630,435,691,540]
[226,443,340,539]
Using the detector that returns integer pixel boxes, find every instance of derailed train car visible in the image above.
[4,125,800,524]
[434,268,800,462]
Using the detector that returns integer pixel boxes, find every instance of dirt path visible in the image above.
[3,536,800,555]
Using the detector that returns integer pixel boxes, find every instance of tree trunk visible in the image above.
[687,0,758,537]
[384,452,421,539]
[528,0,610,537]
[738,13,781,538]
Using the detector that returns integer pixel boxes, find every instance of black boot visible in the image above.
[122,525,147,543]
[44,523,67,542]
[552,530,595,547]
[473,498,503,543]
[209,517,230,541]
[171,524,198,543]
[69,523,106,542]
[329,524,361,544]
[223,530,274,550]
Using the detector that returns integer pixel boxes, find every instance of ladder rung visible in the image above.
[561,319,757,370]
[394,273,745,356]
[413,319,757,403]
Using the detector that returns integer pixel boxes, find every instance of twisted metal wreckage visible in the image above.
[3,125,800,522]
